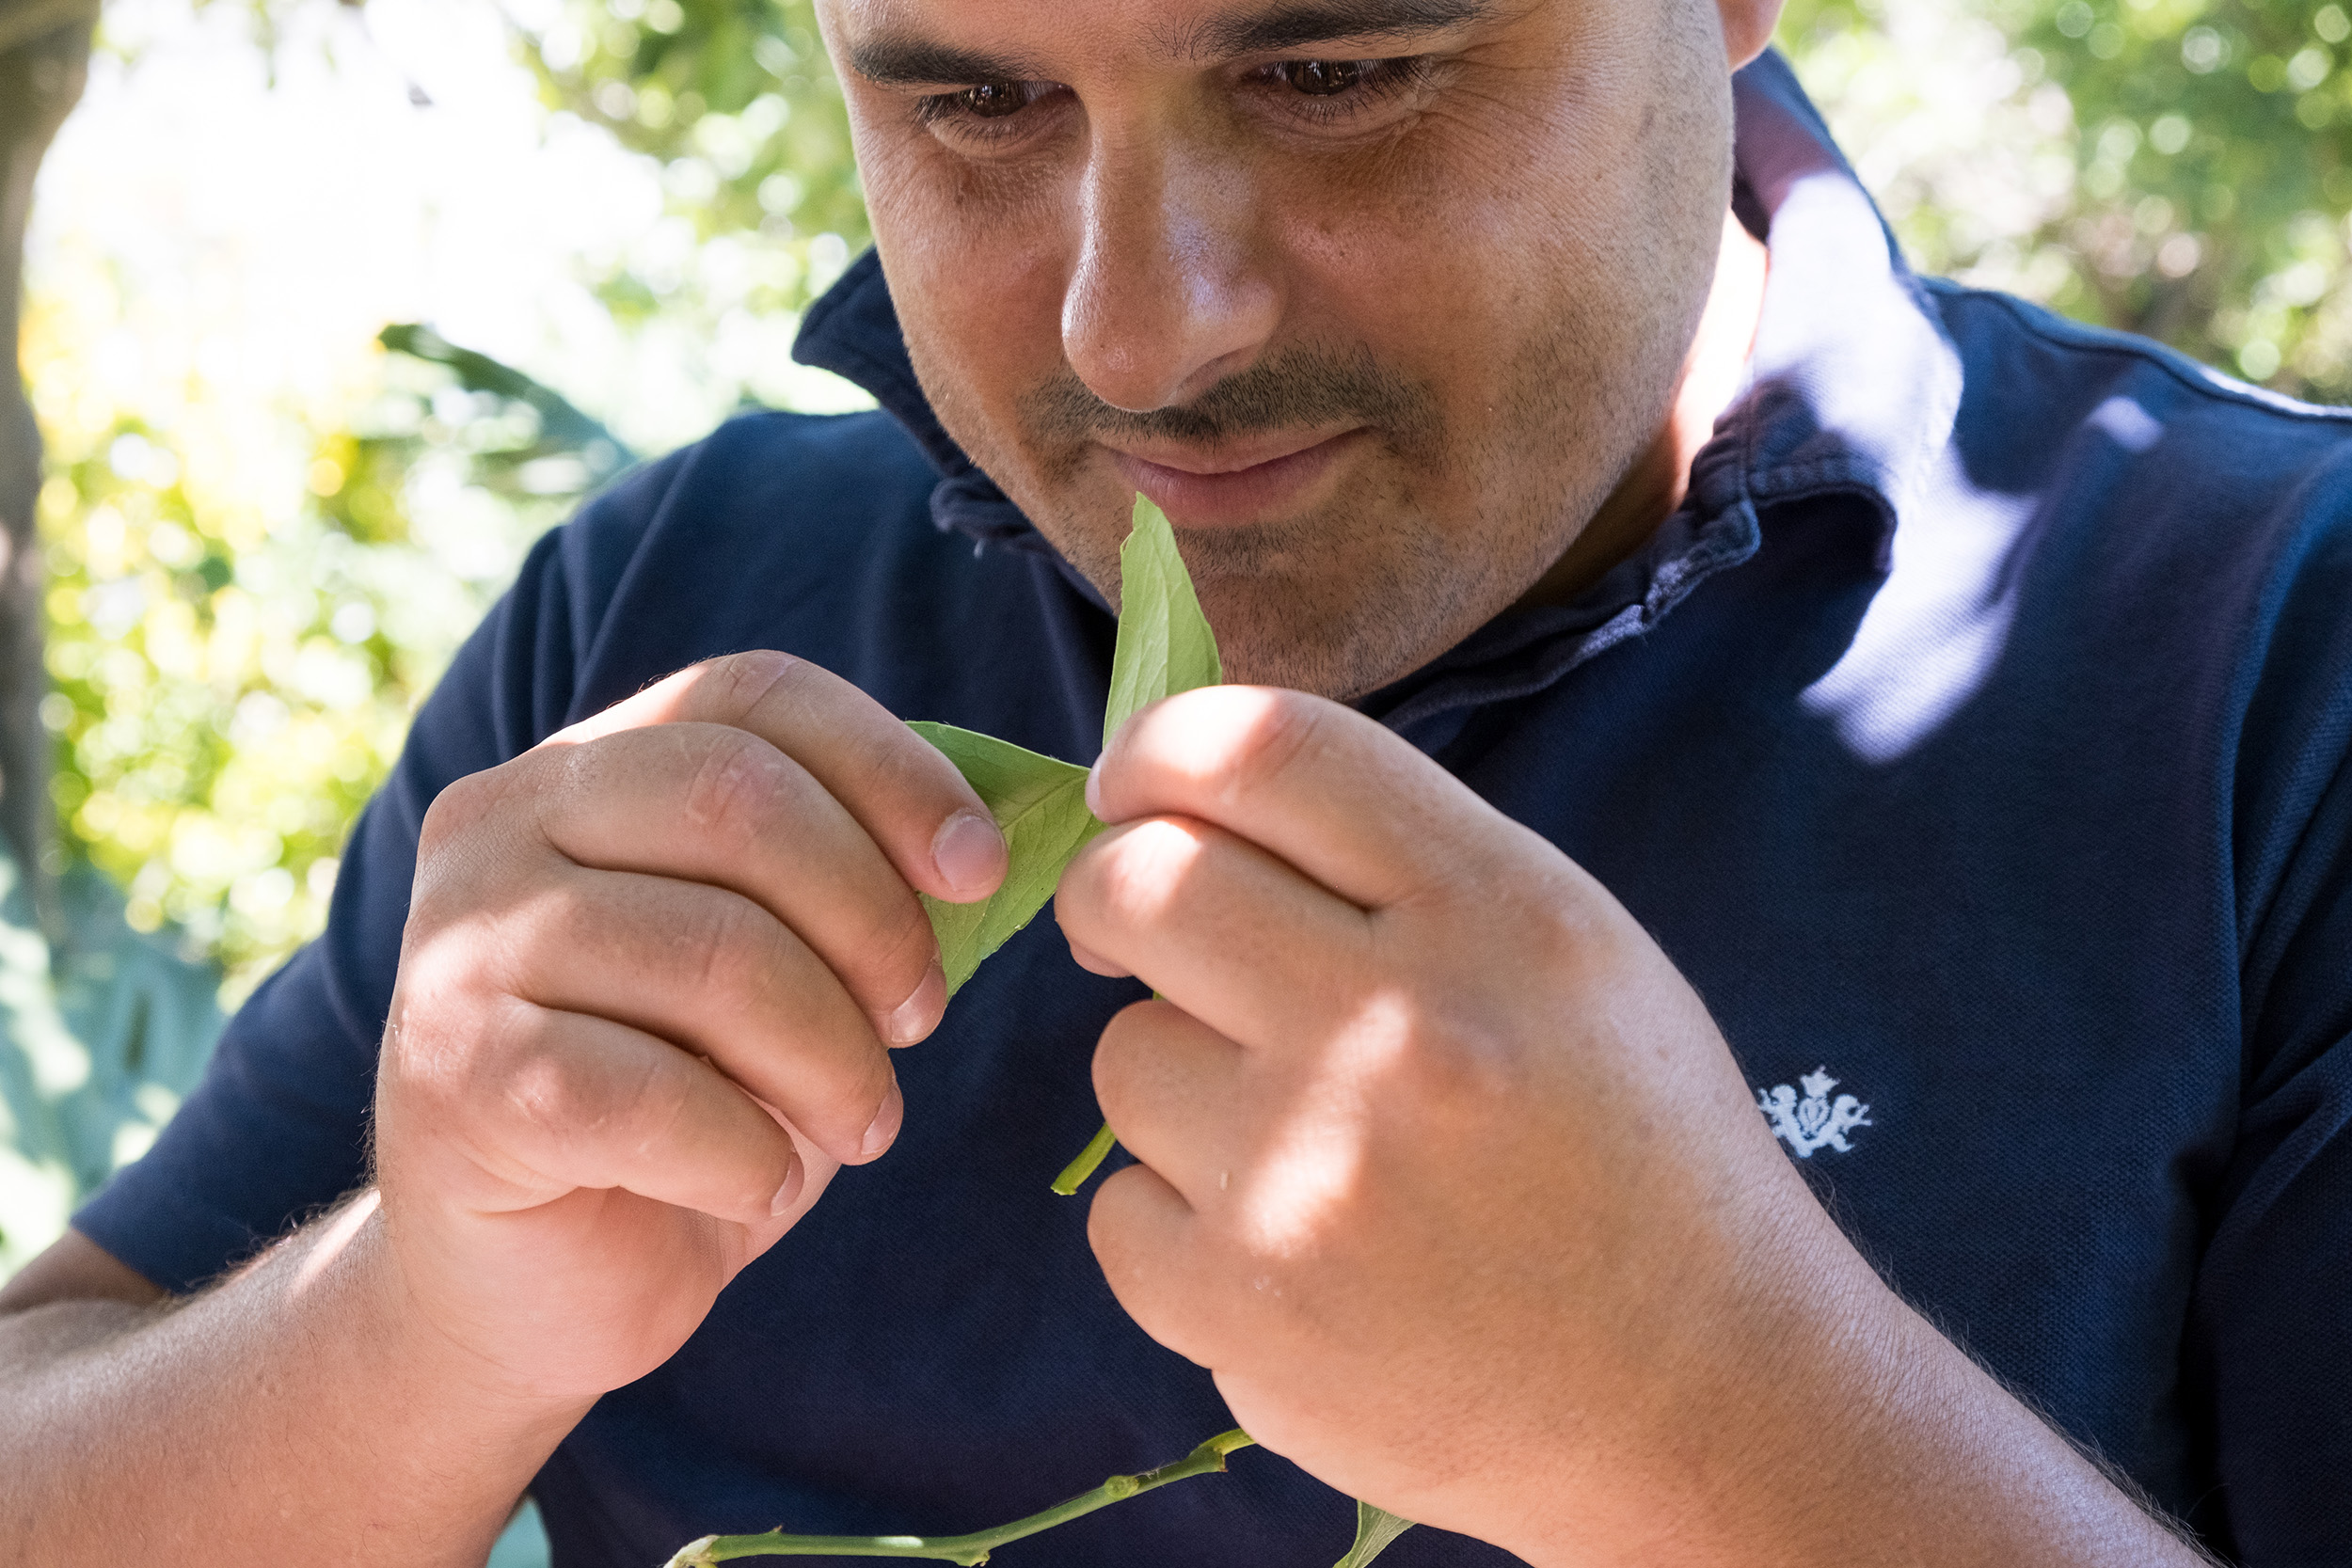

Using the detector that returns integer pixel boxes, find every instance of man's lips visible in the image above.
[1105,428,1366,529]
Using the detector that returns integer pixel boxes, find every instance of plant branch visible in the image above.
[665,1429,1257,1566]
[1050,1121,1118,1196]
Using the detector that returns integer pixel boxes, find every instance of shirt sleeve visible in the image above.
[2188,515,2352,1566]
[71,456,681,1294]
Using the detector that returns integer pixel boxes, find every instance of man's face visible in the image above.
[822,0,1742,699]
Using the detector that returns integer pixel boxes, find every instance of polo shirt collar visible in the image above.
[792,48,1958,736]
[1731,54,1964,523]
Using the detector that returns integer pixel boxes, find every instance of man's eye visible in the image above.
[956,81,1030,119]
[1278,59,1365,97]
[914,79,1065,140]
[1255,55,1432,119]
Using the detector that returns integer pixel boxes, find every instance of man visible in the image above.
[1,0,2345,1563]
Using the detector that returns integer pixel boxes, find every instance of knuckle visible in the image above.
[1051,847,1105,932]
[681,729,797,852]
[493,1025,587,1142]
[1468,863,1611,990]
[1084,1179,1135,1275]
[609,1053,699,1165]
[385,982,523,1128]
[677,893,778,1016]
[1384,992,1526,1123]
[494,1011,672,1154]
[694,649,801,721]
[417,765,504,863]
[444,874,574,1005]
[397,868,601,1059]
[1089,819,1202,927]
[1341,935,1524,1117]
[1527,890,1601,979]
[1215,690,1329,806]
[1089,1001,1157,1118]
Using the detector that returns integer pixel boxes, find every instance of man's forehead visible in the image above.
[827,0,1498,82]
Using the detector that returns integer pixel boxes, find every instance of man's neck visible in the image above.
[1517,209,1770,610]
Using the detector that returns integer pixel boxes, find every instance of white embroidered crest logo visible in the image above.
[1756,1067,1872,1158]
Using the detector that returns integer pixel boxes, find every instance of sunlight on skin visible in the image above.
[1235,990,1414,1259]
[288,1187,380,1296]
[1093,686,1342,818]
[1089,686,1448,1260]
[1083,804,1410,1259]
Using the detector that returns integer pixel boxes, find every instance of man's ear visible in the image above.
[1717,0,1788,70]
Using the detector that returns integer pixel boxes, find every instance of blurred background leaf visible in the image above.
[1781,0,2352,390]
[19,0,870,1021]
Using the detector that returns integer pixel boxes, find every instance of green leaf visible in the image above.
[911,496,1226,1010]
[1049,496,1231,1195]
[907,722,1106,997]
[1331,1501,1417,1568]
[1103,495,1222,750]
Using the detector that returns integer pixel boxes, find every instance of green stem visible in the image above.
[665,1429,1257,1566]
[1049,1121,1119,1196]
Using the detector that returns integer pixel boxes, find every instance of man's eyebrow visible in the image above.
[847,37,1049,87]
[1183,0,1496,57]
[845,0,1495,88]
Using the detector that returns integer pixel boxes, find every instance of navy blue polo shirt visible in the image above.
[77,53,2352,1568]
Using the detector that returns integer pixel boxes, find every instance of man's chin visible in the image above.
[1025,492,1492,701]
[1198,579,1467,704]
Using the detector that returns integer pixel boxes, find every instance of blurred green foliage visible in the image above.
[0,846,222,1276]
[516,0,867,256]
[1781,0,2352,393]
[29,0,868,1006]
[510,0,871,342]
[31,338,601,998]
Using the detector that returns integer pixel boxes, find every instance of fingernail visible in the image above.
[880,963,945,1046]
[769,1156,804,1217]
[861,1081,904,1159]
[931,811,1007,900]
[1085,756,1104,818]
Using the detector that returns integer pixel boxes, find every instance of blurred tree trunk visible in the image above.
[0,0,95,932]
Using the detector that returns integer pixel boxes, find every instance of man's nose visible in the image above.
[1060,131,1279,414]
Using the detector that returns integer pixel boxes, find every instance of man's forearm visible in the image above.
[0,1195,588,1567]
[0,1295,155,1363]
[1510,1240,2220,1568]
[1761,1307,2207,1566]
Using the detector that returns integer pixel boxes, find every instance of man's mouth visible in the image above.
[1104,428,1366,529]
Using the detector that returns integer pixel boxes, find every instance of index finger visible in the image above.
[1087,686,1518,911]
[550,651,1009,905]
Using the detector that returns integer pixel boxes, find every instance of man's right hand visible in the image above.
[373,650,1008,1409]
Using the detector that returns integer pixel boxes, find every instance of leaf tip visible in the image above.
[1331,1501,1418,1568]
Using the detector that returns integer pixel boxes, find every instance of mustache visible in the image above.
[1018,344,1440,451]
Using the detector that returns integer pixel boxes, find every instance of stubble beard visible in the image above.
[929,296,1695,704]
[1018,346,1488,700]
[894,38,1730,703]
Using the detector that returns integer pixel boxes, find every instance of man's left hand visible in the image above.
[1057,687,2203,1568]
